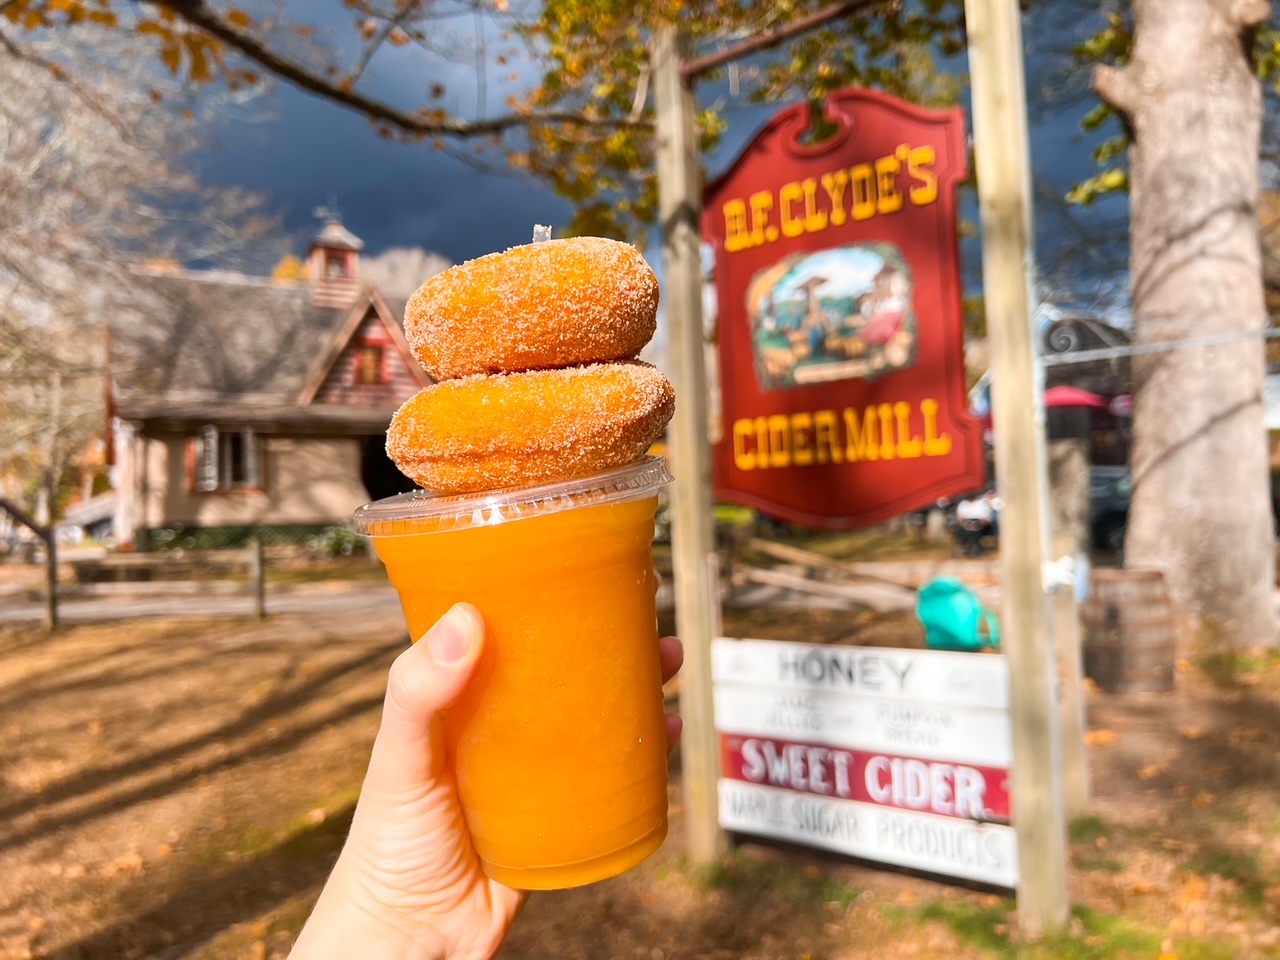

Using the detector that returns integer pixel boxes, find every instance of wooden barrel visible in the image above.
[1082,569,1177,693]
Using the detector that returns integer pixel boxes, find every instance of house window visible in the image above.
[196,426,262,492]
[355,344,384,386]
[325,252,349,279]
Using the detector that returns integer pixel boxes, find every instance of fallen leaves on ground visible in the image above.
[99,851,143,878]
[1178,874,1207,906]
[1085,729,1119,746]
[1228,726,1264,745]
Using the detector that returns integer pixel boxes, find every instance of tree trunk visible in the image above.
[1094,0,1277,652]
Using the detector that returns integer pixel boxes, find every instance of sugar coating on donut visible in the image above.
[387,361,675,494]
[404,237,659,381]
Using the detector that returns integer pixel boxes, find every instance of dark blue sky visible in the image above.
[199,85,573,266]
[195,10,1126,307]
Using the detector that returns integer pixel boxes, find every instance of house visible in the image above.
[108,219,433,550]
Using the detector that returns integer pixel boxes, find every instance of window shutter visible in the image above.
[244,428,261,487]
[198,425,219,491]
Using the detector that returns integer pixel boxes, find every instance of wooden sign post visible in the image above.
[654,8,895,866]
[963,0,1070,936]
[653,24,727,865]
[1049,439,1092,819]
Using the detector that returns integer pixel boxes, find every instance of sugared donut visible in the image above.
[404,237,659,381]
[387,361,674,494]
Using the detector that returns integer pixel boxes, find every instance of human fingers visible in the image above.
[658,635,683,685]
[363,602,484,794]
[658,637,683,753]
[665,713,683,752]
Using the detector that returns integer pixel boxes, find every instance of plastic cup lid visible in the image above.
[353,456,673,537]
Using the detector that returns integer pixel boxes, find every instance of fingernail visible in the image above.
[426,603,479,664]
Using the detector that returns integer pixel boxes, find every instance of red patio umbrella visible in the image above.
[1044,385,1107,409]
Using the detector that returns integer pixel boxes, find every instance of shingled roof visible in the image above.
[109,268,411,430]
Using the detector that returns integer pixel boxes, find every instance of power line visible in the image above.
[1039,325,1280,368]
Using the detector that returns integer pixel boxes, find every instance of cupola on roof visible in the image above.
[311,218,365,253]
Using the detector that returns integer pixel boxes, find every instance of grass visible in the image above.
[791,528,952,563]
[691,834,1250,960]
[692,852,1233,960]
[1068,816,1109,846]
[194,785,362,864]
[921,902,1236,960]
[695,852,859,907]
[1066,816,1126,871]
[702,518,952,566]
[820,878,860,909]
[264,563,388,586]
[1185,844,1271,910]
[1199,647,1280,683]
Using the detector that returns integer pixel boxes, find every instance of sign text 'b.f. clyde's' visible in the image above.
[704,89,985,527]
[721,142,941,253]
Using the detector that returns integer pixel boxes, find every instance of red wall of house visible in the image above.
[315,311,422,407]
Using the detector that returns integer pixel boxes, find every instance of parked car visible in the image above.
[1089,467,1280,559]
[1089,466,1130,559]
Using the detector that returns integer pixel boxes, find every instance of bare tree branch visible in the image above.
[151,0,651,135]
[0,30,282,516]
[347,2,422,87]
[1092,62,1136,117]
[0,26,133,138]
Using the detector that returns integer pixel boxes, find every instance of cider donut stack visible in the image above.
[387,237,675,494]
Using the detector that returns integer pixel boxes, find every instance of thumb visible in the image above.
[365,602,484,795]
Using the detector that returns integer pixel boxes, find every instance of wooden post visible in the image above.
[249,537,267,620]
[653,23,727,865]
[1,496,59,632]
[45,536,59,632]
[1048,439,1091,819]
[963,0,1070,935]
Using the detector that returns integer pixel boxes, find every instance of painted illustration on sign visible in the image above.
[748,245,917,390]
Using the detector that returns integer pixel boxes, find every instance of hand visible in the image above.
[290,603,684,960]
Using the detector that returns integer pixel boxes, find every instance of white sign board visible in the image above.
[713,637,1017,888]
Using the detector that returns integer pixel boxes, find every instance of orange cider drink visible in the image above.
[354,458,672,889]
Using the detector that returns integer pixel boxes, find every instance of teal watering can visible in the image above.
[916,576,1001,652]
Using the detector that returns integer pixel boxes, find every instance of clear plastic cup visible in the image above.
[353,457,673,889]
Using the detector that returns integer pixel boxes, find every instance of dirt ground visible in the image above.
[1,594,1279,959]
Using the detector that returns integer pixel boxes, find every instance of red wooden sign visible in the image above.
[703,89,985,527]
